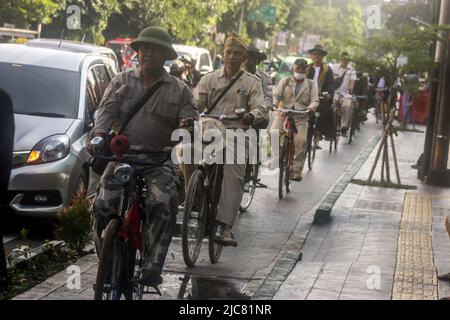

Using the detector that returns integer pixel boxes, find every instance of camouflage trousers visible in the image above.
[93,160,178,275]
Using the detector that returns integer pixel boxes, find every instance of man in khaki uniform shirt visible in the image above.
[269,59,319,181]
[192,34,268,247]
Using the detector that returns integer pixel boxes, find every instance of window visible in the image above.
[199,53,210,67]
[87,69,101,107]
[93,65,111,97]
[85,87,96,130]
[0,63,80,118]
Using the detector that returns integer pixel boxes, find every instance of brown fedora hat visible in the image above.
[308,43,328,56]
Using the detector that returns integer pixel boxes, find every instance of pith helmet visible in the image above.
[131,26,177,60]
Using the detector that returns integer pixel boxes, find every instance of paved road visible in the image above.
[14,115,384,300]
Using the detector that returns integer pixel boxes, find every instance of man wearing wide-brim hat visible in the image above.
[246,45,272,106]
[189,33,269,247]
[305,43,335,140]
[89,26,198,291]
[308,43,328,56]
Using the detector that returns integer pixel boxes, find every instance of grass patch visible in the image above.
[351,179,417,190]
[1,191,94,300]
[0,242,80,300]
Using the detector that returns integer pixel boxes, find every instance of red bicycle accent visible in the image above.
[116,197,143,252]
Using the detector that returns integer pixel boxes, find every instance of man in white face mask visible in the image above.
[268,59,319,181]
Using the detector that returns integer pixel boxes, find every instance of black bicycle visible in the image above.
[307,112,319,170]
[182,112,246,267]
[272,107,310,200]
[93,136,173,300]
[239,129,267,212]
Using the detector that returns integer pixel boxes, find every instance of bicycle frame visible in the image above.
[201,161,224,233]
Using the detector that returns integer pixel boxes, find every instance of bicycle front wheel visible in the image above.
[182,169,207,267]
[94,218,123,300]
[239,164,258,212]
[278,139,289,200]
[308,124,317,170]
[209,223,223,264]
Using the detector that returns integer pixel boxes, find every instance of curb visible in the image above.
[313,134,382,224]
[252,133,382,300]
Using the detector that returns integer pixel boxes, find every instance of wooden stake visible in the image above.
[390,130,401,184]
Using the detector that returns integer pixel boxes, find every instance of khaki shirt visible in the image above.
[92,68,198,152]
[256,70,273,106]
[273,77,319,113]
[194,68,268,129]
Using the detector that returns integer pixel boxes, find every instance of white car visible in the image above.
[127,44,214,75]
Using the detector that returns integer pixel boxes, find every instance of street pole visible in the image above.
[420,0,441,181]
[431,0,450,171]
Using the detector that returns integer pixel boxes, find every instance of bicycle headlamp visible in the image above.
[113,163,134,184]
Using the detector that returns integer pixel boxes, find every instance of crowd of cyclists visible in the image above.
[87,26,391,300]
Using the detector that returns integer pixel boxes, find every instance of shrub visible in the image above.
[55,190,92,255]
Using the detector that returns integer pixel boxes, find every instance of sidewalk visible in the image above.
[274,126,450,300]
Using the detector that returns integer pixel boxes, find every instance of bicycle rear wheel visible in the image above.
[308,127,317,170]
[94,219,123,300]
[285,141,292,194]
[349,108,360,144]
[239,164,258,212]
[333,112,341,152]
[182,169,207,267]
[209,223,223,264]
[278,139,289,200]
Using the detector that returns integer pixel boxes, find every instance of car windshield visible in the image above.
[164,51,190,66]
[280,62,292,73]
[0,63,80,118]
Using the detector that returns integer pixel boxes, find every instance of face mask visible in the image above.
[294,72,306,81]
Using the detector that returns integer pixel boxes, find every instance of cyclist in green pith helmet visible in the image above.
[89,26,198,289]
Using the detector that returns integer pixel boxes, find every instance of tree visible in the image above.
[41,0,120,44]
[384,0,434,30]
[104,0,233,48]
[351,24,443,186]
[0,0,61,29]
[353,25,438,89]
[287,0,365,59]
[218,0,290,42]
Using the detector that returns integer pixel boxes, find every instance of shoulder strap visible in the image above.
[205,70,244,115]
[118,80,164,135]
[281,78,291,101]
[340,68,348,80]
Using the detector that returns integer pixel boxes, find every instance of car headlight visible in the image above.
[26,135,71,165]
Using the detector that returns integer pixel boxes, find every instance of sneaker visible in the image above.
[214,226,238,247]
[139,271,163,288]
[341,127,348,137]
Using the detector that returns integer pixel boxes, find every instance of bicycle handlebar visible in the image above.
[200,114,241,121]
[271,107,311,115]
[93,148,173,165]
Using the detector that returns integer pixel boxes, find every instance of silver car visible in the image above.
[0,43,117,218]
